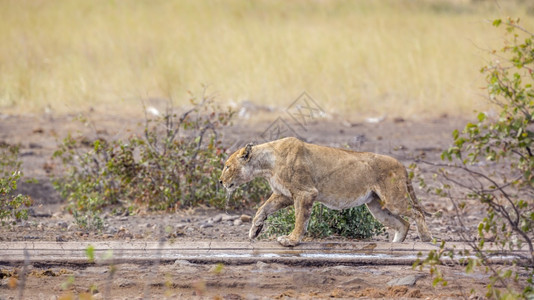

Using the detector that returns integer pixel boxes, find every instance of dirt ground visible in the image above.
[0,107,500,299]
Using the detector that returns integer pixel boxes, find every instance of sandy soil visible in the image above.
[0,108,497,299]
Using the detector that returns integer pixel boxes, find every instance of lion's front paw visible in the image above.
[277,235,299,247]
[249,222,264,239]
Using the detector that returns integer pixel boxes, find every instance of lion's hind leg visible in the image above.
[403,208,432,242]
[366,195,409,242]
[404,181,433,242]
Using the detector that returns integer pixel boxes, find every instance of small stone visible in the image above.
[240,214,252,223]
[57,221,68,229]
[29,142,42,148]
[222,214,239,222]
[175,223,187,229]
[200,223,213,229]
[321,265,354,276]
[386,274,425,287]
[340,277,365,287]
[174,260,193,266]
[117,279,135,288]
[107,226,118,234]
[233,219,243,226]
[255,261,270,270]
[37,223,45,231]
[212,214,223,223]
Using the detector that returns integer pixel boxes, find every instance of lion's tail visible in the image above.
[405,173,442,218]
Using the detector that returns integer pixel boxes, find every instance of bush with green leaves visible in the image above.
[415,18,533,299]
[262,202,385,240]
[0,144,32,226]
[52,92,270,228]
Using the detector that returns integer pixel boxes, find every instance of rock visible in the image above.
[57,221,68,229]
[200,223,213,229]
[117,279,135,288]
[255,261,271,270]
[240,214,252,223]
[173,260,200,273]
[175,223,187,229]
[107,226,118,234]
[321,265,355,276]
[223,293,242,300]
[174,260,194,266]
[37,222,45,231]
[365,115,386,124]
[212,214,223,223]
[386,274,425,287]
[233,219,243,226]
[340,277,366,287]
[0,278,9,287]
[116,226,132,238]
[222,214,239,222]
[55,235,66,242]
[342,120,362,128]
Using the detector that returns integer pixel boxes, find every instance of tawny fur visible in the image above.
[219,137,432,247]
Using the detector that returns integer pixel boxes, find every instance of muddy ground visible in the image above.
[0,107,502,299]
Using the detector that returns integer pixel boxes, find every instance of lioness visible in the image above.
[219,137,433,247]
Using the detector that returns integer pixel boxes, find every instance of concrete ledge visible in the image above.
[0,241,528,266]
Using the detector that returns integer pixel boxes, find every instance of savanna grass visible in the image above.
[0,0,532,118]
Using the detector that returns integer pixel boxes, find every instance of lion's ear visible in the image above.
[240,143,253,162]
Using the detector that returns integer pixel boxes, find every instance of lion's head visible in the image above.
[219,143,254,192]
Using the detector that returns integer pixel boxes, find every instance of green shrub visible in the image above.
[52,92,270,228]
[0,144,32,226]
[415,18,533,299]
[262,202,385,240]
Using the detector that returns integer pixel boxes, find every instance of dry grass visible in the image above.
[0,0,532,118]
